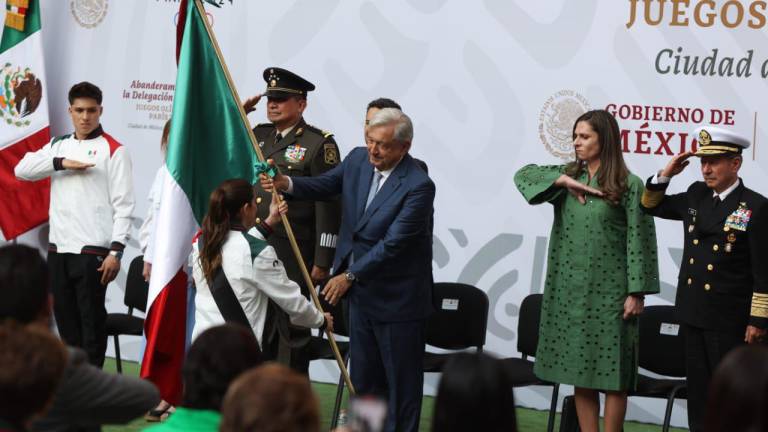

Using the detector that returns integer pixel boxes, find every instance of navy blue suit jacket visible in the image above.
[290,147,435,322]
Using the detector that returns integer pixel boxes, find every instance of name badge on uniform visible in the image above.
[284,144,307,163]
[724,203,751,232]
[688,208,697,216]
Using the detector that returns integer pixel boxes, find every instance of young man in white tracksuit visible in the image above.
[15,81,135,368]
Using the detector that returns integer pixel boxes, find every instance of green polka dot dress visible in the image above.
[514,164,660,391]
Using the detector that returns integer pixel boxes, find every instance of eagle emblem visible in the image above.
[0,64,43,128]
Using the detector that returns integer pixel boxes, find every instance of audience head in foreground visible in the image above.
[705,344,768,432]
[220,363,320,432]
[0,244,50,326]
[0,321,67,431]
[431,352,518,432]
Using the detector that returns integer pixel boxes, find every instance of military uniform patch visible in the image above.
[324,143,339,165]
[284,144,307,163]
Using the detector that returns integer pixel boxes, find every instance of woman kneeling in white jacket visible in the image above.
[190,178,332,347]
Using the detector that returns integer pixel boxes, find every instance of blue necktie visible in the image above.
[365,171,383,211]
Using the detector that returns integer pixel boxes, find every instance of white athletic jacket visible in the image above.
[14,126,135,254]
[138,166,165,263]
[191,227,324,346]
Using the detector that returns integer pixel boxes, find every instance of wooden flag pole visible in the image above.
[193,0,355,395]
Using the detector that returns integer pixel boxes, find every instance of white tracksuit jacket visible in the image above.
[191,227,324,346]
[14,126,135,253]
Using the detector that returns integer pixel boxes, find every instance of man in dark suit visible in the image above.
[243,68,341,371]
[262,108,435,432]
[641,125,768,432]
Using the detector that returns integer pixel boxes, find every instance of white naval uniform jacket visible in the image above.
[14,125,135,253]
[190,227,324,346]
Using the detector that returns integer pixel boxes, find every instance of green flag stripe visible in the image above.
[0,0,42,53]
[166,0,257,225]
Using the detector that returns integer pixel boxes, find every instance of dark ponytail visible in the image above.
[199,179,254,283]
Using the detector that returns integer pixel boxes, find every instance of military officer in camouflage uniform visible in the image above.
[641,125,768,432]
[243,67,341,373]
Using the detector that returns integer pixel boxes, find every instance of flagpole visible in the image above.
[192,0,355,395]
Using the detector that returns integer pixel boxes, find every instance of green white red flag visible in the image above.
[0,0,50,240]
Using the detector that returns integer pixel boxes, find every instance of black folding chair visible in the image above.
[423,282,490,372]
[629,305,687,432]
[105,255,148,373]
[499,293,559,432]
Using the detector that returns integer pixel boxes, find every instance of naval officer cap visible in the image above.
[263,67,315,98]
[694,125,750,157]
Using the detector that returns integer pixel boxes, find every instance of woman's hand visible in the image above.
[623,295,644,320]
[264,192,287,227]
[323,312,334,333]
[555,174,604,205]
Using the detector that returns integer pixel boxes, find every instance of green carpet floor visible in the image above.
[101,359,687,432]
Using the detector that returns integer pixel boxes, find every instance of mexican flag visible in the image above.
[140,0,257,404]
[0,0,50,240]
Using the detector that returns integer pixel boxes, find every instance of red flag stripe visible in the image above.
[0,126,50,239]
[140,267,188,406]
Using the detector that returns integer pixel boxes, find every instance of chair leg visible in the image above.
[113,335,122,374]
[330,352,349,431]
[547,383,560,432]
[662,385,683,432]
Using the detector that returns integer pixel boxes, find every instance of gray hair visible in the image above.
[368,107,413,143]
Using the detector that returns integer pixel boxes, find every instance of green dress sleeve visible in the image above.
[514,164,566,205]
[624,175,661,295]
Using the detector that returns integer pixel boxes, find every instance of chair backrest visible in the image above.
[125,255,149,313]
[517,293,543,357]
[638,305,686,377]
[425,282,489,351]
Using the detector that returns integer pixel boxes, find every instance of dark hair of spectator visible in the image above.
[68,81,103,105]
[199,178,254,283]
[432,352,518,432]
[0,244,49,324]
[220,363,320,432]
[704,344,768,432]
[181,323,262,411]
[367,97,401,111]
[0,321,67,429]
[564,109,629,206]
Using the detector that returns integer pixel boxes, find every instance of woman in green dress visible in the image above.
[514,109,659,432]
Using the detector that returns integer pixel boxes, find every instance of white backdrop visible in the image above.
[4,1,768,427]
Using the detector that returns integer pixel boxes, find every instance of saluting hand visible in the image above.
[660,151,695,178]
[242,93,263,114]
[98,255,120,285]
[62,158,95,170]
[555,174,604,205]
